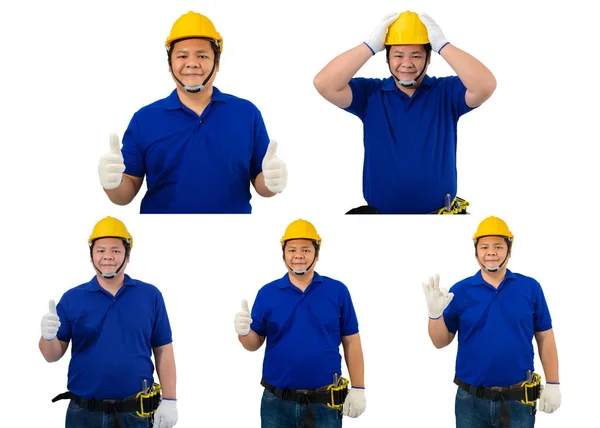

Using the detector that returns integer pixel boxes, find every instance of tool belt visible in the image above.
[261,377,349,428]
[431,196,469,214]
[454,374,541,427]
[53,383,161,428]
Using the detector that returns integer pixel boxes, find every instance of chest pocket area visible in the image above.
[71,310,107,351]
[500,295,534,330]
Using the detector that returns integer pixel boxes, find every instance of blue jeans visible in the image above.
[66,400,151,428]
[260,389,343,427]
[455,387,536,427]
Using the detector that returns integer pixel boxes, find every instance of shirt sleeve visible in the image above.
[446,76,476,119]
[533,281,553,332]
[151,290,173,348]
[340,286,359,337]
[122,114,146,178]
[443,284,460,334]
[56,293,71,343]
[344,78,380,121]
[250,288,267,337]
[250,107,270,180]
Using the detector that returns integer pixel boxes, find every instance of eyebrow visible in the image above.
[175,49,210,54]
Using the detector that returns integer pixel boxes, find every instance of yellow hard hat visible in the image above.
[385,11,429,45]
[473,216,513,242]
[281,219,321,246]
[88,216,133,249]
[165,11,223,52]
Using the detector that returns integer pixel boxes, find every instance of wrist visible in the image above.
[437,41,450,54]
[363,42,376,56]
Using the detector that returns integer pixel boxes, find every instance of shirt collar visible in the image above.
[164,86,227,111]
[381,74,434,92]
[470,269,516,286]
[85,274,135,292]
[278,271,324,289]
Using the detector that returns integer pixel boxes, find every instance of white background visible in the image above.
[1,0,598,426]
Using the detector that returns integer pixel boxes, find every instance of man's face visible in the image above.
[91,237,128,276]
[170,38,219,89]
[388,44,429,85]
[283,239,318,274]
[476,236,510,272]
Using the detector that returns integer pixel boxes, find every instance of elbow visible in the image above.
[481,76,497,100]
[313,74,329,97]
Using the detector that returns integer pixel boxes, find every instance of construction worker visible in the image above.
[98,11,288,214]
[313,11,496,214]
[39,217,177,428]
[423,216,561,427]
[234,219,366,427]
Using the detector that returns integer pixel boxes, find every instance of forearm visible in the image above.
[428,318,454,349]
[314,45,372,94]
[238,330,264,351]
[103,174,141,205]
[39,337,66,362]
[155,344,177,399]
[538,333,559,383]
[342,336,365,387]
[252,173,276,198]
[440,44,496,97]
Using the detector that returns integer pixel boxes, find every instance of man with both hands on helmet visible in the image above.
[314,11,496,214]
[234,219,366,427]
[423,216,561,427]
[98,11,288,214]
[39,217,177,428]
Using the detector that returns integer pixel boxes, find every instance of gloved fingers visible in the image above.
[381,12,400,26]
[262,169,282,180]
[419,13,436,25]
[235,314,252,324]
[446,292,454,305]
[103,163,126,174]
[241,299,250,313]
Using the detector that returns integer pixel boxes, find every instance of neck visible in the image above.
[395,81,419,96]
[481,268,506,288]
[97,274,125,296]
[176,85,213,113]
[288,271,314,291]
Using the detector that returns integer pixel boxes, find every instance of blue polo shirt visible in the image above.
[344,75,474,213]
[250,272,359,390]
[56,275,173,400]
[122,87,270,213]
[443,270,552,387]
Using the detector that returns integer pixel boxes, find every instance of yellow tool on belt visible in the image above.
[136,382,162,417]
[433,195,470,215]
[520,372,542,406]
[326,376,349,409]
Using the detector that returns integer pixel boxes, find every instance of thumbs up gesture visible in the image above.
[41,299,61,341]
[234,299,252,336]
[261,140,288,194]
[98,133,126,190]
[422,274,454,319]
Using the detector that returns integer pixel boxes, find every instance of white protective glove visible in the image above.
[418,13,450,54]
[98,133,126,190]
[261,140,288,194]
[364,12,400,54]
[41,299,60,341]
[153,399,178,428]
[234,299,252,336]
[422,274,454,319]
[343,387,366,418]
[539,383,561,413]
